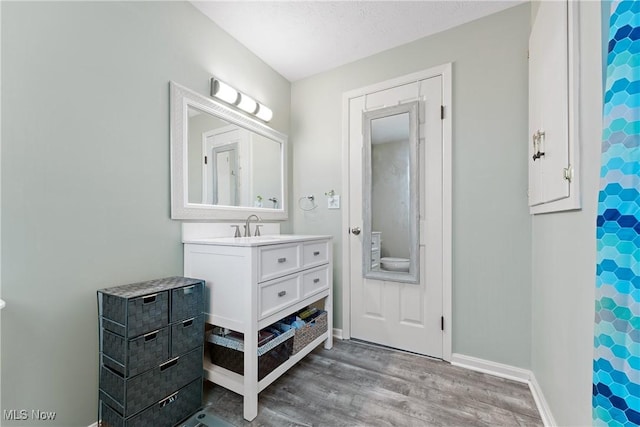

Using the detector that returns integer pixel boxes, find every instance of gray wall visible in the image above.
[291,3,532,368]
[0,2,290,426]
[530,2,603,425]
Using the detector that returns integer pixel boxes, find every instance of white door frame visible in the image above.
[341,63,453,361]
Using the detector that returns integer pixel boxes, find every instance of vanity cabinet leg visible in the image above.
[324,332,333,350]
[243,393,258,421]
[244,315,259,421]
[324,291,333,350]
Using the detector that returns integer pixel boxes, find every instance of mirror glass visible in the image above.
[170,82,287,220]
[187,107,282,209]
[362,102,420,283]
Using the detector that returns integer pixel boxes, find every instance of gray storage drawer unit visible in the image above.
[98,276,205,427]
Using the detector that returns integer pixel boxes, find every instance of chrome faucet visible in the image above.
[244,214,261,237]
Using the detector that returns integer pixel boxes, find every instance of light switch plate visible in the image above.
[327,195,340,209]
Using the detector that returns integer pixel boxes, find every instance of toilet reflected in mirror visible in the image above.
[380,257,410,273]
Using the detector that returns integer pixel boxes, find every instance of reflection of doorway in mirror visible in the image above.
[212,144,238,205]
[202,126,250,206]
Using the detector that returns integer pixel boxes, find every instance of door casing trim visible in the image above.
[341,63,453,361]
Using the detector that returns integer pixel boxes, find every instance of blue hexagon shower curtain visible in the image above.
[594,2,640,425]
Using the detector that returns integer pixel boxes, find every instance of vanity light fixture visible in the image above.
[236,93,258,114]
[210,77,272,122]
[210,78,238,104]
[255,103,273,122]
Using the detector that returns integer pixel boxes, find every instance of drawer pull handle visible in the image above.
[159,357,179,371]
[159,391,179,408]
[277,257,287,263]
[278,291,287,297]
[144,330,159,341]
[313,278,320,284]
[313,251,320,256]
[142,294,157,304]
[182,285,195,295]
[182,318,194,328]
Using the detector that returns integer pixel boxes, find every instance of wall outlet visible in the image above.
[328,195,340,209]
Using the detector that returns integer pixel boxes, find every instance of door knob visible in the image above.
[351,227,361,235]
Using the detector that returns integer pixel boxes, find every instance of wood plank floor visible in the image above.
[201,339,542,427]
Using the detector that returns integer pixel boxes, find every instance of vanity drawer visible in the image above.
[302,265,330,298]
[302,240,330,268]
[259,274,301,319]
[258,244,301,282]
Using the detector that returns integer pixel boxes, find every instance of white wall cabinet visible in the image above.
[183,235,333,421]
[528,0,580,214]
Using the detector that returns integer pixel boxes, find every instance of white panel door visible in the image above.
[349,77,443,357]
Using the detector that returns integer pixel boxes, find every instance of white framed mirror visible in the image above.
[362,101,420,284]
[170,81,288,220]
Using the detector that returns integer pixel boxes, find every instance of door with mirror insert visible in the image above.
[349,77,444,357]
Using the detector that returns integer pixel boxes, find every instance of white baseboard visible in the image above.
[451,353,555,427]
[332,328,344,340]
[451,353,531,383]
[528,373,557,427]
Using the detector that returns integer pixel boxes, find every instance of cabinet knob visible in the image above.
[313,278,320,284]
[277,257,287,263]
[278,290,287,297]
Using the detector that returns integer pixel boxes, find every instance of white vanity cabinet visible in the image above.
[183,235,333,421]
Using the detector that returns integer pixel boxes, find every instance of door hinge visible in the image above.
[441,316,444,331]
[563,165,573,182]
[204,156,208,165]
[440,105,445,120]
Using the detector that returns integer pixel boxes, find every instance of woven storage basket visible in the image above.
[100,378,202,427]
[292,311,328,355]
[101,327,170,377]
[170,315,204,357]
[100,346,202,417]
[208,328,294,380]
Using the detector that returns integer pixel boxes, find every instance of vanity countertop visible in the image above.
[182,234,332,247]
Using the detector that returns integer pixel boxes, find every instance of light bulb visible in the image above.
[255,103,273,122]
[236,93,258,114]
[211,78,238,104]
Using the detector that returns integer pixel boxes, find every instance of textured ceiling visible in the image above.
[192,1,524,82]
